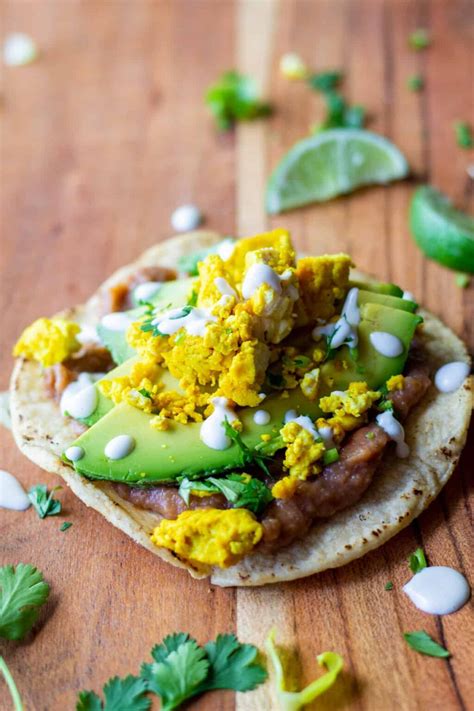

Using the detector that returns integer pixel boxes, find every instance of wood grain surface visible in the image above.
[1,1,473,710]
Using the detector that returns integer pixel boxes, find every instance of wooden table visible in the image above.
[1,1,473,709]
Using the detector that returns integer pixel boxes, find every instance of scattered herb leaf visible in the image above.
[366,431,375,440]
[77,675,151,711]
[409,547,428,574]
[255,434,285,457]
[385,581,394,591]
[187,290,198,307]
[205,71,271,131]
[28,484,62,519]
[454,121,473,149]
[223,420,271,476]
[407,74,424,92]
[408,28,431,51]
[60,522,73,532]
[0,564,50,641]
[455,273,470,289]
[322,448,339,466]
[208,474,273,515]
[403,631,450,658]
[138,388,152,400]
[199,633,267,692]
[307,70,343,92]
[0,655,23,711]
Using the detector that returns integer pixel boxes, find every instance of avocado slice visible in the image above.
[69,302,422,483]
[357,289,417,313]
[97,277,195,364]
[350,278,403,297]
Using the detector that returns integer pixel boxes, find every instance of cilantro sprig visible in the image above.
[0,656,23,711]
[28,484,62,519]
[223,420,271,475]
[404,630,450,658]
[79,632,267,711]
[0,564,50,641]
[205,70,271,131]
[409,547,428,574]
[178,473,273,515]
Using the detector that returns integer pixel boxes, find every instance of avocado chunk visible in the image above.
[69,302,422,483]
[350,278,403,298]
[97,277,195,364]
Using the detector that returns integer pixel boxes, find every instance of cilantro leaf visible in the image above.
[313,91,366,132]
[208,474,273,515]
[403,631,450,658]
[178,478,218,505]
[141,636,209,711]
[307,70,343,92]
[454,121,473,149]
[138,388,152,400]
[0,563,50,640]
[28,484,62,519]
[408,28,431,51]
[77,675,150,711]
[199,633,267,692]
[60,521,73,531]
[223,420,270,475]
[407,74,424,92]
[205,70,271,131]
[385,581,394,591]
[409,548,428,574]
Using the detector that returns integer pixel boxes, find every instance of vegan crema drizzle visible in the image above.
[0,470,30,511]
[200,398,239,450]
[404,566,470,615]
[434,361,470,393]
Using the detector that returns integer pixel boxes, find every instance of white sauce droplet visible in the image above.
[3,33,38,66]
[60,373,92,416]
[242,263,282,300]
[216,238,235,261]
[104,434,135,460]
[403,566,471,615]
[101,312,131,332]
[65,445,85,462]
[60,374,98,420]
[376,410,409,457]
[253,409,271,425]
[313,287,360,350]
[284,409,298,423]
[76,324,100,345]
[434,361,470,393]
[171,204,202,232]
[369,331,404,358]
[153,306,216,337]
[403,290,415,302]
[318,425,334,448]
[214,277,238,299]
[0,470,30,511]
[200,397,239,450]
[133,281,162,303]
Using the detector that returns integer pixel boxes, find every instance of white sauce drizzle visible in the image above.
[170,204,202,232]
[434,361,470,393]
[216,238,236,261]
[101,312,131,332]
[402,290,415,302]
[104,434,135,460]
[65,446,85,462]
[152,306,216,337]
[312,287,360,350]
[0,470,30,511]
[214,277,238,299]
[369,331,404,358]
[376,410,409,457]
[200,397,239,450]
[241,264,282,300]
[133,281,162,303]
[60,373,98,419]
[318,425,335,448]
[403,566,471,615]
[253,409,271,426]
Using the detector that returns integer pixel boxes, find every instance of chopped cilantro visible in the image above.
[138,388,152,400]
[455,273,470,288]
[366,431,375,440]
[377,397,394,413]
[187,290,198,307]
[140,302,167,338]
[0,564,50,640]
[322,448,339,466]
[28,484,62,519]
[207,473,273,515]
[408,28,431,51]
[403,631,450,658]
[409,547,428,574]
[223,420,270,475]
[307,70,343,92]
[255,434,285,457]
[178,478,218,505]
[407,74,424,92]
[60,522,73,532]
[0,656,23,711]
[385,581,394,591]
[205,70,271,131]
[454,121,473,149]
[313,90,366,132]
[199,633,267,692]
[77,676,150,711]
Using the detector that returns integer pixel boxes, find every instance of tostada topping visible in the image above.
[369,331,404,357]
[13,318,80,367]
[434,361,470,393]
[200,398,240,450]
[375,410,409,457]
[104,434,135,460]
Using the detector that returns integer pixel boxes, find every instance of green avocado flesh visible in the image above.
[69,299,422,484]
[97,278,195,364]
[350,279,403,298]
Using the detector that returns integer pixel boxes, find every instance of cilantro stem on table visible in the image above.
[0,656,24,711]
[404,631,450,658]
[409,547,428,574]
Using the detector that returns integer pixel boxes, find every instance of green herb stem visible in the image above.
[0,656,24,711]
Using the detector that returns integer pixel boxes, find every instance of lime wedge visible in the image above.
[266,129,409,213]
[409,185,474,273]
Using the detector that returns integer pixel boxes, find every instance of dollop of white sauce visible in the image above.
[101,312,131,332]
[434,361,470,393]
[284,413,319,439]
[284,409,298,423]
[104,434,135,460]
[214,277,238,299]
[403,566,471,615]
[376,410,409,457]
[3,33,38,66]
[242,263,282,299]
[65,445,85,462]
[253,409,271,425]
[318,425,334,448]
[369,331,404,358]
[171,204,202,232]
[403,290,415,302]
[76,324,100,345]
[133,281,162,303]
[61,374,98,420]
[153,306,216,337]
[0,470,30,511]
[60,373,95,416]
[200,397,239,450]
[313,287,360,350]
[216,238,235,261]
